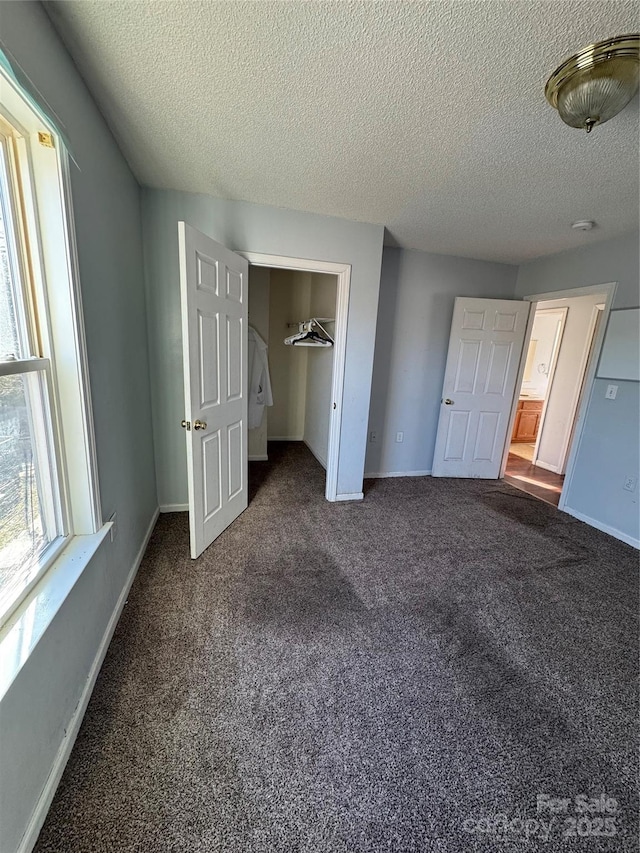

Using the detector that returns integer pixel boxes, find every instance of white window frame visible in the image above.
[0,67,101,628]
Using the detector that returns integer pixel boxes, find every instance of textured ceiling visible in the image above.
[46,1,639,263]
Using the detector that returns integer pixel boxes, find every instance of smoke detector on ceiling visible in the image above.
[571,220,596,231]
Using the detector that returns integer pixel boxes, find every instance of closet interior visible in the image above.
[248,265,338,480]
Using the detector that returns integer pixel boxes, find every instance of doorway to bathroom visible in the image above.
[504,293,605,506]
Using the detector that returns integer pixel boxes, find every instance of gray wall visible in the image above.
[366,238,638,544]
[515,232,640,543]
[365,247,518,475]
[0,4,157,851]
[142,189,384,503]
[566,378,639,541]
[515,231,639,310]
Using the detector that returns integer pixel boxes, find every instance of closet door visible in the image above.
[178,222,248,558]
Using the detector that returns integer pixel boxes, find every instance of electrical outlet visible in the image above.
[369,430,378,443]
[623,476,637,492]
[396,431,404,443]
[605,384,618,400]
[109,511,117,542]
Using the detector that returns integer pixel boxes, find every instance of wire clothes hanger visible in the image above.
[284,317,334,347]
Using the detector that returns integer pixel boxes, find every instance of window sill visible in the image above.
[0,524,111,701]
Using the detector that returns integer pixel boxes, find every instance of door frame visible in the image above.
[534,303,604,475]
[240,251,351,502]
[559,302,605,475]
[529,306,568,467]
[500,282,617,511]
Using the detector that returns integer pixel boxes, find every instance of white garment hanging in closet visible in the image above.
[248,326,273,429]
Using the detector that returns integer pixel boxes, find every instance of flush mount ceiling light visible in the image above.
[545,35,640,133]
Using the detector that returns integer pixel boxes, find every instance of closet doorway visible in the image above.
[243,253,349,501]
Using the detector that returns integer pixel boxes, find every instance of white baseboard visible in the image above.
[159,503,188,513]
[268,436,303,442]
[303,439,327,470]
[335,492,364,501]
[364,470,432,478]
[18,508,160,853]
[562,505,639,549]
[249,454,268,462]
[533,459,560,474]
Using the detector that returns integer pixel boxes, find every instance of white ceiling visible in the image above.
[46,1,639,264]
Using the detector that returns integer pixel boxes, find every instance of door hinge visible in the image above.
[38,131,55,149]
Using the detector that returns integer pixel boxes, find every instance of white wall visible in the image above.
[515,231,639,546]
[534,294,605,473]
[248,265,270,459]
[303,273,337,467]
[366,247,518,476]
[267,269,310,440]
[142,189,384,503]
[0,4,157,852]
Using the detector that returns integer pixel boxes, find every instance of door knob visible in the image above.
[181,420,191,430]
[193,420,207,430]
[444,399,454,405]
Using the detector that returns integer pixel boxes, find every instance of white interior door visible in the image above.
[432,297,531,478]
[178,222,248,558]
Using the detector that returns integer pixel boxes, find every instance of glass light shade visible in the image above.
[557,59,639,130]
[545,35,640,132]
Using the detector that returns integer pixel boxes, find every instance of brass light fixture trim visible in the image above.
[545,34,640,132]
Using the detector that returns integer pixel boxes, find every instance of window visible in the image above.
[0,72,100,627]
[0,117,66,621]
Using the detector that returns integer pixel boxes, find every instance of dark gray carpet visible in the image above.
[35,442,639,852]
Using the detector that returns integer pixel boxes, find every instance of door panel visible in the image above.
[474,411,500,460]
[227,420,243,499]
[179,222,248,558]
[226,267,243,302]
[432,297,530,478]
[196,252,218,293]
[202,431,222,520]
[444,410,470,460]
[493,310,518,332]
[226,316,243,401]
[484,342,512,394]
[198,312,220,407]
[453,340,481,393]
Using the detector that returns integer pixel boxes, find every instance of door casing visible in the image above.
[526,307,568,468]
[240,251,351,503]
[500,281,617,511]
